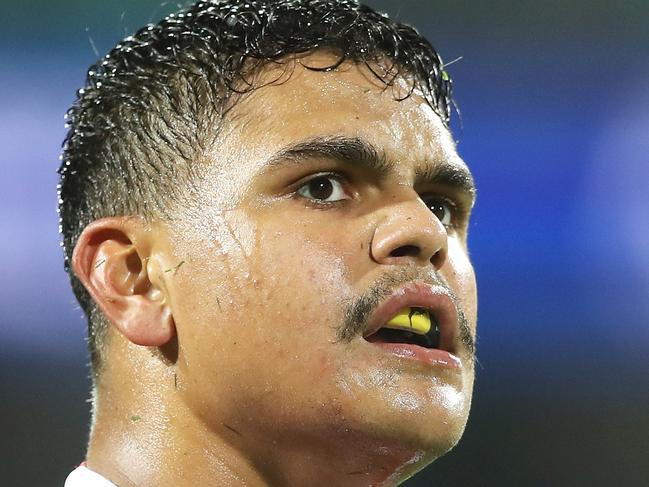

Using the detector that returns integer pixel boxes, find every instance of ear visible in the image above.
[72,217,175,347]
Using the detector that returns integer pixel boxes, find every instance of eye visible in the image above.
[297,174,349,203]
[422,196,454,227]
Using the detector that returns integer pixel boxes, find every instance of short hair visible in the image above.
[58,0,454,378]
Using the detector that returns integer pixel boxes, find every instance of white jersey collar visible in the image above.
[64,465,117,487]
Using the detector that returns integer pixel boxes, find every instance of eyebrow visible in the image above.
[417,158,477,200]
[263,135,476,198]
[265,135,391,176]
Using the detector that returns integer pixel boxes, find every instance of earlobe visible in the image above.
[72,218,176,347]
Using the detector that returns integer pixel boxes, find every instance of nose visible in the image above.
[370,197,448,269]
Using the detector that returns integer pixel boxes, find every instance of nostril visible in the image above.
[390,245,420,258]
[430,248,446,269]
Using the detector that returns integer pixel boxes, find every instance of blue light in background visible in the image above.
[1,3,648,378]
[2,2,648,485]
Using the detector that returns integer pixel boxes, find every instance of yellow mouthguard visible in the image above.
[385,308,432,335]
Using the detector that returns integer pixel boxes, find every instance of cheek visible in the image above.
[169,211,358,365]
[251,212,357,294]
[232,222,359,382]
[166,214,257,320]
[253,230,354,324]
[445,238,478,323]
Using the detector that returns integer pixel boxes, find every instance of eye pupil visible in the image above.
[431,203,446,221]
[308,177,334,200]
[424,197,452,226]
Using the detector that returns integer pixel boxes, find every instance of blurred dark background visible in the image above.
[1,1,648,485]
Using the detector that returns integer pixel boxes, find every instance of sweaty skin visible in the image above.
[84,52,477,487]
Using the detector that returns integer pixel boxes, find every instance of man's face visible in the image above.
[157,53,477,475]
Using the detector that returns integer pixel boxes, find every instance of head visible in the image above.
[60,1,477,484]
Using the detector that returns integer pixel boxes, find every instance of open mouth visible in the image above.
[365,307,441,350]
[358,282,463,369]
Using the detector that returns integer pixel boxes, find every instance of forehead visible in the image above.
[218,52,465,174]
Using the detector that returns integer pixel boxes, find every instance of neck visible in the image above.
[87,392,417,487]
[86,387,264,486]
[86,348,417,486]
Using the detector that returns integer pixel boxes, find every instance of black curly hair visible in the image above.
[58,0,455,377]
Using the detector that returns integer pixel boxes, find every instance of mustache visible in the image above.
[336,267,476,362]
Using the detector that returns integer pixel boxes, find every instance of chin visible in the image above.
[330,392,471,477]
[382,417,469,485]
[353,417,469,487]
[398,409,468,457]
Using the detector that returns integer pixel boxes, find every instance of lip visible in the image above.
[362,281,462,368]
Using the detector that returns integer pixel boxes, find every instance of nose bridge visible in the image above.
[370,195,448,268]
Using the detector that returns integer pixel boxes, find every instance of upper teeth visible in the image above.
[384,307,432,336]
